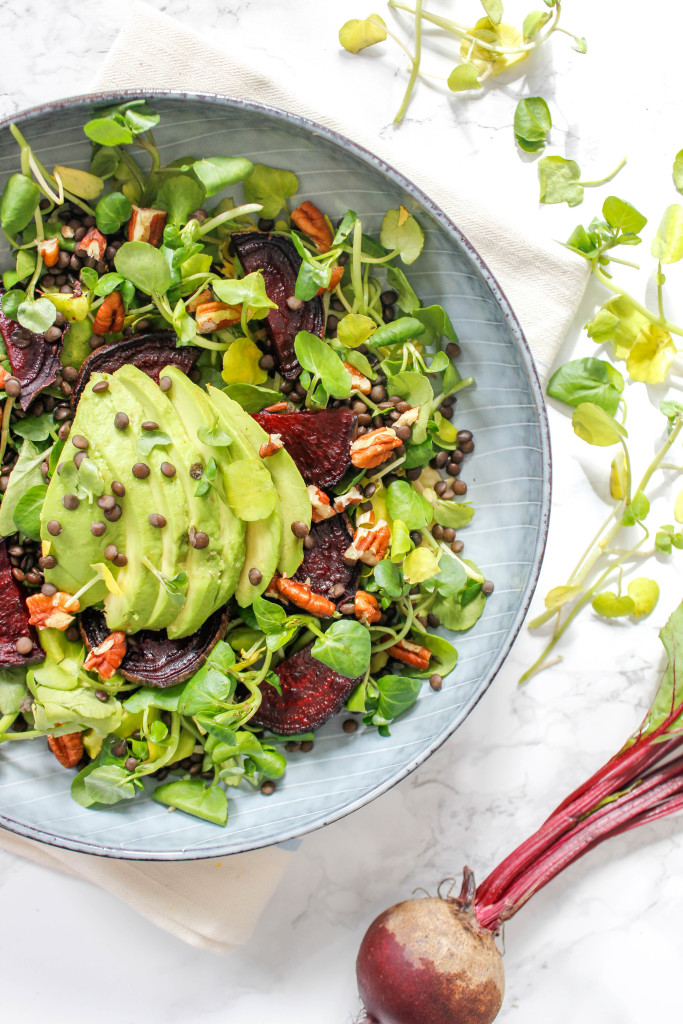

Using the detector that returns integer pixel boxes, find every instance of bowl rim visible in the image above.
[0,89,552,859]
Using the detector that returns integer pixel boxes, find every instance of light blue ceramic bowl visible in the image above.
[0,92,550,859]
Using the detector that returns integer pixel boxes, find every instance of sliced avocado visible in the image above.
[40,375,134,609]
[114,365,225,639]
[106,371,189,632]
[160,366,248,606]
[163,366,281,606]
[206,385,310,577]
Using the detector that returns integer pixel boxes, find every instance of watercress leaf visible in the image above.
[433,589,486,630]
[514,97,551,152]
[196,422,232,447]
[332,209,358,245]
[651,204,683,264]
[584,308,620,346]
[90,146,119,179]
[93,272,125,297]
[136,430,172,456]
[373,675,422,722]
[660,399,683,425]
[387,370,433,443]
[15,249,36,282]
[243,163,299,220]
[1,174,41,234]
[380,206,424,265]
[447,63,482,92]
[627,578,659,618]
[82,764,136,805]
[178,665,235,715]
[83,117,134,147]
[432,500,474,529]
[153,779,228,825]
[212,271,277,320]
[0,439,47,535]
[547,357,624,415]
[191,156,253,197]
[626,323,675,384]
[403,546,440,583]
[572,402,627,447]
[386,266,420,314]
[674,150,683,195]
[431,552,467,596]
[373,559,406,599]
[523,9,552,38]
[591,591,635,618]
[114,241,171,296]
[12,483,47,541]
[0,289,25,321]
[411,305,457,346]
[390,518,412,562]
[340,347,376,381]
[337,313,376,348]
[602,196,647,234]
[123,681,186,712]
[156,175,206,228]
[0,666,27,715]
[386,480,433,530]
[294,331,352,399]
[538,156,584,207]
[631,490,650,522]
[311,620,371,679]
[17,297,57,334]
[12,411,56,442]
[544,584,584,613]
[222,383,280,412]
[366,317,426,349]
[95,191,132,234]
[253,595,287,633]
[403,438,434,469]
[339,15,387,52]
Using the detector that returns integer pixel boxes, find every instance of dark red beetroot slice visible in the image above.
[253,642,361,734]
[0,539,43,667]
[0,290,63,410]
[293,515,359,607]
[231,232,324,379]
[71,331,201,411]
[79,605,230,687]
[253,407,357,488]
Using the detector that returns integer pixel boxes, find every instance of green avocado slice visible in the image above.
[206,385,310,577]
[40,372,164,629]
[159,366,251,606]
[114,365,227,639]
[163,366,282,607]
[103,372,189,632]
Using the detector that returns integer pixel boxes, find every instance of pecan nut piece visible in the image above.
[186,287,212,314]
[276,577,336,617]
[26,591,80,631]
[291,200,333,253]
[195,301,241,333]
[93,291,125,335]
[83,631,127,680]
[344,517,391,567]
[259,433,284,459]
[76,227,107,261]
[354,590,381,626]
[37,237,60,267]
[316,265,344,296]
[350,427,402,469]
[128,206,167,247]
[47,731,84,769]
[388,638,431,671]
[308,484,335,523]
[344,362,372,395]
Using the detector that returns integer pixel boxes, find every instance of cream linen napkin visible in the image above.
[0,0,590,954]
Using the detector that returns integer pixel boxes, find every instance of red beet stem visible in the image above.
[475,742,683,932]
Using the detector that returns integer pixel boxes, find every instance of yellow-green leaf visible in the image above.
[572,402,627,447]
[54,165,104,200]
[461,19,527,74]
[544,584,584,613]
[339,15,387,53]
[592,591,635,618]
[610,451,627,500]
[651,204,683,264]
[674,489,683,524]
[596,295,650,360]
[627,577,659,617]
[447,64,482,92]
[626,323,675,384]
[337,313,375,348]
[221,337,268,386]
[403,546,441,584]
[434,411,458,444]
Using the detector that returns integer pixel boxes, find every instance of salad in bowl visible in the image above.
[0,99,490,828]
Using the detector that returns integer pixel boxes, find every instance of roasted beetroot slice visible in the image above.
[0,539,43,667]
[71,332,201,410]
[231,232,324,379]
[254,642,361,734]
[79,605,230,687]
[253,407,357,488]
[293,515,359,606]
[0,291,63,410]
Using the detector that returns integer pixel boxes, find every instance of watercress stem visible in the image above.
[394,0,423,124]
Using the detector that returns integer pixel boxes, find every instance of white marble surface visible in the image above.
[2,1,683,1020]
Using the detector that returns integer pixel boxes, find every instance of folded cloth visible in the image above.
[0,0,590,954]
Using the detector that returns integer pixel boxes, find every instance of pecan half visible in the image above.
[26,591,80,631]
[76,227,107,261]
[350,427,402,469]
[259,433,284,459]
[195,301,241,334]
[344,362,372,395]
[83,631,127,680]
[388,638,431,671]
[354,590,381,626]
[308,484,335,523]
[291,200,333,253]
[93,291,125,335]
[332,485,364,515]
[186,287,212,314]
[47,731,84,769]
[276,577,336,617]
[128,206,167,247]
[344,517,391,567]
[37,237,60,267]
